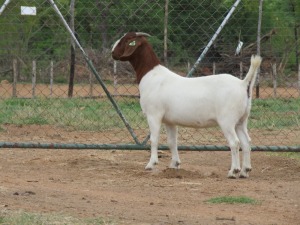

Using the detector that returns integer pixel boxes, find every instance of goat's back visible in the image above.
[139,65,249,128]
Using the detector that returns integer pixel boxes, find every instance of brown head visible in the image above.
[111,32,160,83]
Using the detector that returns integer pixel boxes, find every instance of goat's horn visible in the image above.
[135,32,151,37]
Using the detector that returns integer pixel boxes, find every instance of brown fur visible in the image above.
[112,32,160,84]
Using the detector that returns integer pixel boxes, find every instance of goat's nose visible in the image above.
[111,51,119,60]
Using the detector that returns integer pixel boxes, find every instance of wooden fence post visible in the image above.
[12,59,17,97]
[50,60,54,97]
[298,63,300,95]
[89,62,93,97]
[213,62,216,75]
[272,63,277,98]
[163,0,169,66]
[239,61,243,79]
[113,60,117,95]
[32,60,36,98]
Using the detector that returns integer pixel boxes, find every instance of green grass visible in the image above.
[250,98,300,129]
[0,211,115,225]
[267,152,300,159]
[0,97,147,131]
[205,196,258,205]
[0,97,298,132]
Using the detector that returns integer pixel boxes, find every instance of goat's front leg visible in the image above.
[165,124,180,169]
[145,116,161,170]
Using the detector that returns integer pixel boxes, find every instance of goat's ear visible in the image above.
[121,37,142,58]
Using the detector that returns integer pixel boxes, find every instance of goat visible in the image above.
[112,32,262,178]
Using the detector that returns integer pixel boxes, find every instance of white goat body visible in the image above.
[140,65,248,129]
[112,32,262,178]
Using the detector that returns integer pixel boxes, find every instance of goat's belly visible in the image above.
[162,115,217,128]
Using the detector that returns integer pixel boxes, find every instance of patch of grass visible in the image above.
[0,211,115,225]
[0,97,298,132]
[205,196,258,204]
[0,97,146,131]
[250,98,300,129]
[0,126,5,132]
[267,152,300,160]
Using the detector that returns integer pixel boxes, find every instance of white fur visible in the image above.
[140,56,262,178]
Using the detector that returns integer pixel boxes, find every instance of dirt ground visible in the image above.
[0,84,299,224]
[0,138,300,225]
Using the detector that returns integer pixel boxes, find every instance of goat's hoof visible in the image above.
[145,161,158,170]
[227,168,240,179]
[169,160,181,169]
[239,167,252,178]
[245,167,252,172]
[239,172,249,178]
[227,173,237,179]
[233,168,241,174]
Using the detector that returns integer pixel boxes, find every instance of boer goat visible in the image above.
[112,32,262,178]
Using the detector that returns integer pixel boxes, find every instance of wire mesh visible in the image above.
[0,0,299,148]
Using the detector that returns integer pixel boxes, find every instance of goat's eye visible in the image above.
[129,41,136,46]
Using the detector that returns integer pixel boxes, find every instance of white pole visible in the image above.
[187,0,242,77]
[48,0,87,59]
[0,0,12,16]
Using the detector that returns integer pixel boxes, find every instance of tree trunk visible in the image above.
[164,0,169,66]
[96,0,114,50]
[256,0,263,98]
[290,1,299,69]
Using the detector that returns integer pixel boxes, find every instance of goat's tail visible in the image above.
[243,55,262,93]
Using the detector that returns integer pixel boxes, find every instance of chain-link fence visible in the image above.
[0,0,299,149]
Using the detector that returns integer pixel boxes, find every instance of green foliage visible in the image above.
[206,196,258,204]
[0,0,299,78]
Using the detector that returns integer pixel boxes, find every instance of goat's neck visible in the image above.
[129,44,160,84]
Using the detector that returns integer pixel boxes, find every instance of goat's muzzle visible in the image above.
[111,50,122,61]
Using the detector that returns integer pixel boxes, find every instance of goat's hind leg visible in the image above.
[236,122,252,178]
[166,124,181,169]
[145,116,161,170]
[221,125,241,178]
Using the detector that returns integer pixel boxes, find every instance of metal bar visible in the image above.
[186,0,241,77]
[47,0,141,145]
[0,0,11,16]
[0,142,299,152]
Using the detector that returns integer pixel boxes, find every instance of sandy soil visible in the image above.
[0,84,299,224]
[0,146,299,224]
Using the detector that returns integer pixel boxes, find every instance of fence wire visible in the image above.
[0,0,299,149]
